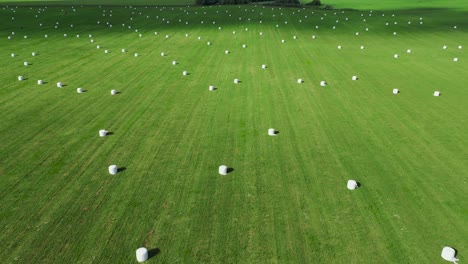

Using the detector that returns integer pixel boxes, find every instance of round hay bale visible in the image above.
[453,58,459,62]
[108,165,117,175]
[136,248,148,263]
[262,64,267,69]
[172,61,177,65]
[99,129,107,137]
[209,85,215,91]
[297,79,303,84]
[111,90,117,95]
[234,79,239,84]
[18,76,24,81]
[183,71,188,76]
[352,76,358,81]
[441,247,458,263]
[320,81,327,86]
[122,48,126,53]
[347,180,358,190]
[23,62,29,66]
[433,91,440,97]
[77,87,83,93]
[219,165,227,175]
[393,88,399,94]
[57,82,63,88]
[268,128,276,136]
[134,53,139,57]
[37,80,44,85]
[394,54,399,58]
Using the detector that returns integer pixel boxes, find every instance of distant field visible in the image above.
[320,0,468,10]
[1,2,467,264]
[0,0,194,5]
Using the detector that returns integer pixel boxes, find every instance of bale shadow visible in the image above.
[22,77,29,81]
[274,130,280,135]
[117,167,126,173]
[356,182,362,188]
[148,248,160,259]
[82,89,88,93]
[227,168,234,173]
[106,132,114,136]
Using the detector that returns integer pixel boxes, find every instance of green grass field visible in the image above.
[1,2,467,263]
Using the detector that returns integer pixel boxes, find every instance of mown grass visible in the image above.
[0,3,467,264]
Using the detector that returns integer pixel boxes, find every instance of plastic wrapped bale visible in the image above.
[18,76,24,81]
[441,247,459,263]
[161,52,165,56]
[111,90,117,95]
[225,50,229,54]
[207,42,211,45]
[407,49,412,53]
[209,85,215,91]
[360,46,365,50]
[443,45,447,49]
[434,91,440,97]
[234,79,239,84]
[136,247,148,263]
[268,128,276,136]
[242,44,246,48]
[320,81,327,87]
[44,34,48,38]
[37,80,44,85]
[104,50,109,54]
[134,53,139,57]
[355,32,359,36]
[281,39,285,43]
[338,45,342,49]
[91,39,94,43]
[219,165,227,175]
[183,71,188,76]
[394,54,399,58]
[458,45,463,49]
[99,129,107,137]
[293,36,297,39]
[393,88,399,94]
[77,88,83,93]
[297,79,303,84]
[262,64,267,69]
[347,180,358,190]
[11,53,16,57]
[122,48,126,53]
[24,62,29,66]
[57,82,63,88]
[312,35,316,39]
[453,58,459,62]
[165,34,170,39]
[352,76,358,81]
[172,61,177,65]
[108,165,117,175]
[32,52,36,56]
[97,45,101,49]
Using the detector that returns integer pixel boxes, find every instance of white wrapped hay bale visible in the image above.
[293,36,297,39]
[111,90,117,95]
[453,58,459,62]
[108,165,117,175]
[394,54,399,58]
[218,165,227,175]
[443,45,447,50]
[32,52,37,56]
[434,91,440,97]
[37,80,44,85]
[183,71,188,76]
[441,247,458,263]
[281,39,285,43]
[207,41,211,45]
[262,64,267,69]
[122,48,126,53]
[268,128,276,136]
[320,81,327,86]
[458,45,462,49]
[360,45,365,50]
[242,44,246,48]
[347,180,358,190]
[297,79,303,84]
[352,76,358,81]
[393,88,399,94]
[11,53,16,57]
[165,34,170,39]
[225,50,229,54]
[57,82,63,88]
[77,87,83,93]
[136,247,148,262]
[161,52,165,56]
[234,79,239,84]
[134,53,139,57]
[172,61,177,65]
[99,129,107,137]
[407,49,411,53]
[24,62,29,66]
[209,85,215,91]
[97,45,101,49]
[91,39,94,43]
